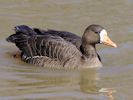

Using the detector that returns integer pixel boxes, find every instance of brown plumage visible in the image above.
[6,25,117,69]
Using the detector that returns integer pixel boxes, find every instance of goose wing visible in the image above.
[33,28,82,49]
[7,25,82,68]
[21,35,82,68]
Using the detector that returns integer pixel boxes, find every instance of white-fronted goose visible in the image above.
[6,25,117,69]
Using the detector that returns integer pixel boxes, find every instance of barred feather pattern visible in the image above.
[21,35,82,69]
[33,28,82,50]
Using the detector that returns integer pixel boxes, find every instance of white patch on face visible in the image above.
[99,29,107,43]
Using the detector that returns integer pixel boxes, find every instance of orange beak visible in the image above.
[103,35,117,48]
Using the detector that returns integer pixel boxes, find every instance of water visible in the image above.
[0,0,133,100]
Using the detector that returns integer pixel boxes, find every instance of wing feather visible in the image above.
[22,35,82,68]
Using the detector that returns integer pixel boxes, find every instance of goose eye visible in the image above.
[95,31,99,34]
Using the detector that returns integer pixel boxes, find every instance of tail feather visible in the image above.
[7,25,36,42]
[6,25,38,57]
[15,25,37,35]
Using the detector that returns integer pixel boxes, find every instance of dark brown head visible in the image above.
[82,24,117,47]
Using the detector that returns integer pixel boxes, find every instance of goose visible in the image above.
[6,24,117,69]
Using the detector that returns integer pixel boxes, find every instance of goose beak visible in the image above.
[103,36,117,48]
[100,29,117,48]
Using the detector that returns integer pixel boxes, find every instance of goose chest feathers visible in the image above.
[6,24,117,69]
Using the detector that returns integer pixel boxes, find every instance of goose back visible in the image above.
[33,28,82,50]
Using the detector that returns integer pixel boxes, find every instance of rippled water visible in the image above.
[0,0,133,100]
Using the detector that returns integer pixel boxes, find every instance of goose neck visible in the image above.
[80,44,97,58]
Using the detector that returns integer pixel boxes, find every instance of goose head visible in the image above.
[82,24,117,47]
